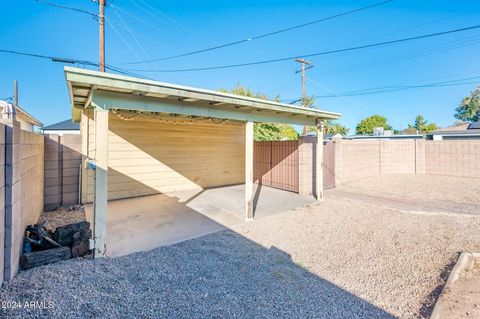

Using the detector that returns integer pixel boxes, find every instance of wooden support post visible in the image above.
[94,108,108,257]
[80,110,89,204]
[315,119,324,201]
[245,121,254,221]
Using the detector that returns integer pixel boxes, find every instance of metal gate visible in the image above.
[254,140,299,192]
[323,141,335,189]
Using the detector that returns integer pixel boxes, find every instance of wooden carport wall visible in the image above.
[65,67,340,257]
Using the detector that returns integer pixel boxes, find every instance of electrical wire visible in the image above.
[105,17,145,66]
[125,0,214,46]
[307,78,376,110]
[34,0,97,17]
[116,0,396,65]
[310,75,480,98]
[0,49,98,66]
[0,48,148,79]
[318,33,480,77]
[122,24,480,73]
[109,3,178,40]
[109,12,159,71]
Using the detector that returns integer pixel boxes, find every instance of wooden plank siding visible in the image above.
[83,111,246,202]
[44,134,81,210]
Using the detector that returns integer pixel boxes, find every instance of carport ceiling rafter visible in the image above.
[65,67,341,126]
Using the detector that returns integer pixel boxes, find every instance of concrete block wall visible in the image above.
[414,139,426,174]
[2,120,44,282]
[380,140,416,175]
[333,138,480,185]
[44,134,81,211]
[0,124,5,284]
[298,137,315,196]
[334,140,380,185]
[425,140,480,177]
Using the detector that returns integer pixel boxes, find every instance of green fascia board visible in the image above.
[92,91,319,126]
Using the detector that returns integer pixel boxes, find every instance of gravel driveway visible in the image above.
[1,175,479,318]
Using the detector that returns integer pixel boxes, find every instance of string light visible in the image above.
[111,109,243,126]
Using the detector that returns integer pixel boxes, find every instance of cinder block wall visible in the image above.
[380,140,416,175]
[44,134,81,211]
[425,140,480,177]
[333,138,480,185]
[298,137,315,196]
[2,120,44,282]
[0,124,5,284]
[334,140,380,185]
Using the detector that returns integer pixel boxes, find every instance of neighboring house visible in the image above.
[41,119,80,135]
[346,134,423,140]
[0,100,43,132]
[426,122,480,140]
[306,131,344,140]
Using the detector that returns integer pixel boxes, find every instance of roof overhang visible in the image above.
[64,67,341,126]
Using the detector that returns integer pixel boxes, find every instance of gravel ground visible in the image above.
[339,174,480,205]
[437,258,480,318]
[1,176,480,318]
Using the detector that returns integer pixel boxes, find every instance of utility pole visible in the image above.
[99,0,106,72]
[295,58,313,135]
[14,80,18,108]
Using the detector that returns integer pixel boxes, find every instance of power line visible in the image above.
[311,75,480,98]
[109,3,179,40]
[0,49,98,66]
[318,33,480,78]
[307,78,375,110]
[0,48,149,79]
[34,0,97,17]
[109,12,159,71]
[122,24,480,73]
[126,0,214,46]
[105,17,145,66]
[116,0,395,65]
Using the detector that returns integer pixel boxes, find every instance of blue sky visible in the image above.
[0,0,479,132]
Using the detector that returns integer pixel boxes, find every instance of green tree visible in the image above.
[219,84,298,141]
[355,115,392,135]
[326,121,350,135]
[454,87,480,122]
[307,120,350,136]
[413,115,427,131]
[408,115,437,133]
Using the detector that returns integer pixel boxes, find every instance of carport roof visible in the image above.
[64,67,341,126]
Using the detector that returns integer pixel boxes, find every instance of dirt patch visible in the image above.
[38,205,86,233]
[436,257,480,319]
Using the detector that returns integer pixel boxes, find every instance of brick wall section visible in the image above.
[425,140,480,177]
[380,140,416,175]
[415,139,426,174]
[2,120,44,282]
[333,138,480,184]
[44,134,81,211]
[298,137,315,196]
[335,140,381,185]
[0,124,5,284]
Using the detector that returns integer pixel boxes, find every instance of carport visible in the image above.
[64,67,340,257]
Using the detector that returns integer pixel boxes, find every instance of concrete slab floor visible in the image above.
[86,184,316,257]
